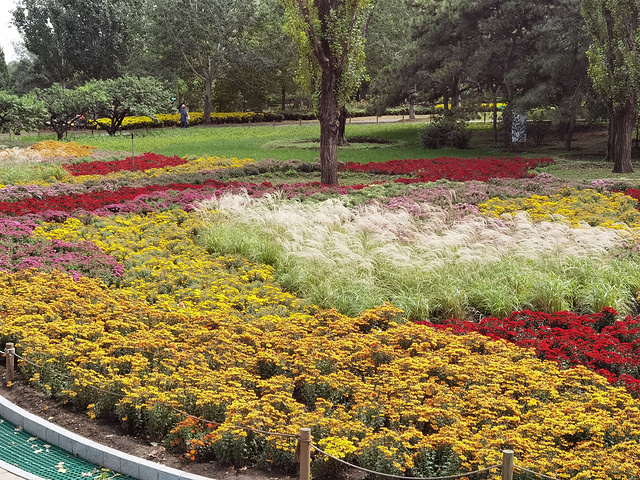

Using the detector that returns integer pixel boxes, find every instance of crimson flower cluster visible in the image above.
[419,308,640,396]
[0,180,372,220]
[341,156,554,183]
[623,189,640,203]
[63,153,188,176]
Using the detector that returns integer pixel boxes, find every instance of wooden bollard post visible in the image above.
[299,428,311,480]
[501,450,514,480]
[5,343,15,384]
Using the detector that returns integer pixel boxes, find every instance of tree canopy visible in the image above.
[36,84,99,140]
[0,91,46,134]
[12,0,137,85]
[148,0,259,123]
[582,0,640,172]
[85,76,172,135]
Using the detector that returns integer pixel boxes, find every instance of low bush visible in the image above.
[419,115,472,149]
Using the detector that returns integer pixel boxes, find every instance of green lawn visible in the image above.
[17,122,499,163]
[12,119,640,184]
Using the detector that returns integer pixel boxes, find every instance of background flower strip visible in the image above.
[341,156,554,182]
[479,188,640,229]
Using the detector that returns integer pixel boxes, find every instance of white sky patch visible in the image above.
[0,0,21,63]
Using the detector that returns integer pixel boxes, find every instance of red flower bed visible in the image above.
[0,180,228,217]
[624,189,640,202]
[0,180,372,219]
[63,153,188,176]
[418,308,640,397]
[341,156,554,183]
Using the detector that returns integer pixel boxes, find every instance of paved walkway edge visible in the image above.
[0,459,46,480]
[0,395,212,480]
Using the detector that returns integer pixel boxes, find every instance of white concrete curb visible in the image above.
[0,459,46,480]
[0,395,213,480]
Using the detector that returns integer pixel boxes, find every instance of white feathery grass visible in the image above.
[0,147,50,165]
[196,192,638,319]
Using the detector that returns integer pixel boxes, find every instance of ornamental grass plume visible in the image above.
[197,193,638,319]
[0,146,50,165]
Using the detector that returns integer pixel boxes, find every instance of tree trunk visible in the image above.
[203,78,212,125]
[605,104,613,162]
[281,86,286,111]
[611,95,636,173]
[564,114,576,151]
[337,105,348,146]
[318,67,339,185]
[491,87,498,143]
[557,121,567,141]
[107,114,118,136]
[451,77,459,109]
[409,101,415,120]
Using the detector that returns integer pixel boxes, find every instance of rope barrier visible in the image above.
[310,444,501,480]
[515,465,558,480]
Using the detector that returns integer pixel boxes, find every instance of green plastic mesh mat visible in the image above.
[0,416,135,480]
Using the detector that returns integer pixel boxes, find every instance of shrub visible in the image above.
[419,114,472,149]
[445,128,472,149]
[419,124,447,149]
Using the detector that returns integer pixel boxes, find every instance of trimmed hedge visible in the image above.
[83,106,445,132]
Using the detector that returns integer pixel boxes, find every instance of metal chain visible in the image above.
[310,444,501,480]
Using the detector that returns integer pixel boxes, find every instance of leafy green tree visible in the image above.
[7,56,53,95]
[281,0,374,185]
[36,84,99,140]
[149,0,258,124]
[582,0,640,173]
[12,0,138,85]
[364,0,413,109]
[0,49,9,91]
[85,76,172,136]
[202,0,300,112]
[514,0,591,150]
[0,91,46,134]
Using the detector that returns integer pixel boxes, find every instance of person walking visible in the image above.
[180,104,189,128]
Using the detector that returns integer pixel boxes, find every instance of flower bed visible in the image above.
[341,156,554,183]
[2,275,638,478]
[480,187,640,228]
[0,218,123,283]
[63,153,188,176]
[421,308,640,397]
[2,141,640,478]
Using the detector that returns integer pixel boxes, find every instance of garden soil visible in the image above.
[0,370,298,480]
